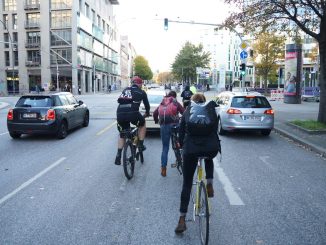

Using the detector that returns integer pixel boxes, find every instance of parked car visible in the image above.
[215,91,274,136]
[141,90,166,131]
[7,92,89,139]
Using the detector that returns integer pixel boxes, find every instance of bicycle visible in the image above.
[170,124,183,175]
[121,127,144,180]
[188,157,210,245]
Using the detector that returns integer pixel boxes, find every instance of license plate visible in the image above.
[243,115,261,120]
[22,113,37,119]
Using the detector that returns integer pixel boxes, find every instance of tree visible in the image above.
[223,0,326,123]
[252,32,285,94]
[134,56,153,81]
[157,72,174,84]
[172,42,210,84]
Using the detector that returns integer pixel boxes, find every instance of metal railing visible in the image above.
[25,40,41,48]
[24,3,40,10]
[24,21,40,29]
[25,58,41,66]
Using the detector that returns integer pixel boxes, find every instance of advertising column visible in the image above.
[284,44,303,104]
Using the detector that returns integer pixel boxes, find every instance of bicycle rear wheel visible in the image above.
[174,149,183,175]
[123,141,135,180]
[198,181,209,245]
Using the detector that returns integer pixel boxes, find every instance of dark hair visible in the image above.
[168,90,177,98]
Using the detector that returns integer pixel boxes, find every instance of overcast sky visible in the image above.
[114,0,231,73]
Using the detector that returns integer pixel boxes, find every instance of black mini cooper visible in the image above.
[7,92,89,139]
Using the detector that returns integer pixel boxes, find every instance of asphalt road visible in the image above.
[0,93,325,245]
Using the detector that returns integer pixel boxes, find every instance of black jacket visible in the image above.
[179,100,220,157]
[117,85,150,114]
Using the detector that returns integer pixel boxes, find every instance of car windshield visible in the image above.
[148,94,164,104]
[231,96,271,108]
[16,96,53,108]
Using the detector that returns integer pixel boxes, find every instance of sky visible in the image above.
[114,0,231,73]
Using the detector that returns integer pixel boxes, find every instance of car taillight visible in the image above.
[264,109,274,115]
[46,109,55,120]
[227,108,242,114]
[7,109,13,120]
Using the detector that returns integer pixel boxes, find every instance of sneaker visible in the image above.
[161,167,167,177]
[206,183,214,198]
[114,155,121,165]
[138,144,146,152]
[174,216,187,234]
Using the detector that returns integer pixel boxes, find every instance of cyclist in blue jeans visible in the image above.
[153,90,184,177]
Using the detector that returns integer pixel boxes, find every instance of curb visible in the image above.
[286,122,326,134]
[273,126,326,158]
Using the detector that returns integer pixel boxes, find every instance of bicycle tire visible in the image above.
[198,181,209,245]
[174,149,183,175]
[123,141,135,180]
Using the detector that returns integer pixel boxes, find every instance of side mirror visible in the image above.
[78,100,84,105]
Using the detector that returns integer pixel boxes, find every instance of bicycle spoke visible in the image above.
[198,182,209,245]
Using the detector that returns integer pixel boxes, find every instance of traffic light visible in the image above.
[240,63,246,76]
[164,18,168,30]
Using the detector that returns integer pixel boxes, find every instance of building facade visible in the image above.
[0,0,120,95]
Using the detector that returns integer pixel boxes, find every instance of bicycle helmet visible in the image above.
[132,76,143,85]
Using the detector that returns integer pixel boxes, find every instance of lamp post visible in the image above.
[0,19,16,95]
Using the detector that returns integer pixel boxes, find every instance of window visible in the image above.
[4,0,16,11]
[79,0,82,12]
[27,50,41,62]
[5,51,10,66]
[4,33,9,48]
[91,9,95,23]
[13,32,17,46]
[12,14,17,29]
[14,51,18,66]
[84,3,89,18]
[97,15,101,27]
[102,20,105,32]
[51,10,72,28]
[66,94,78,104]
[26,32,40,45]
[26,13,40,27]
[59,95,69,105]
[51,0,72,9]
[50,48,72,64]
[51,30,72,46]
[16,96,53,108]
[3,14,8,29]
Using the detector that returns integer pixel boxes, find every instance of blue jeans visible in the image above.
[160,124,173,168]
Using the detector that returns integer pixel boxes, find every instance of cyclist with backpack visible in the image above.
[175,93,221,234]
[115,76,150,165]
[153,90,184,177]
[180,85,193,108]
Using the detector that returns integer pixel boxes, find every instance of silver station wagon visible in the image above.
[215,91,274,136]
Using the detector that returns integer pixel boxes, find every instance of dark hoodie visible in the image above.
[181,85,193,100]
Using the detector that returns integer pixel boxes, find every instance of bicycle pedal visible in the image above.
[171,163,177,168]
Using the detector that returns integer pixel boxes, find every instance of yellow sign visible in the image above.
[239,41,248,50]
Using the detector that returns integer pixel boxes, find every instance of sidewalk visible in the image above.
[204,90,326,158]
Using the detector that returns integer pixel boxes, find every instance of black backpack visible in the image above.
[187,102,216,136]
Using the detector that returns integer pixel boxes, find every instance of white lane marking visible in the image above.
[214,158,245,206]
[96,121,117,136]
[0,131,9,136]
[259,156,275,170]
[0,157,66,206]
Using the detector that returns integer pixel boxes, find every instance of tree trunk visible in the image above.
[318,38,326,123]
[264,74,268,96]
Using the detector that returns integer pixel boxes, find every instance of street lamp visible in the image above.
[0,19,16,95]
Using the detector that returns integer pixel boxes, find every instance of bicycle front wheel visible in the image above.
[198,181,209,245]
[123,141,135,180]
[174,149,183,175]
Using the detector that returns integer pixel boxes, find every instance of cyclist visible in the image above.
[115,76,150,165]
[175,93,221,234]
[180,85,193,108]
[153,90,184,177]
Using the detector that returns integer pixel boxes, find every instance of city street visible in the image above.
[0,93,326,245]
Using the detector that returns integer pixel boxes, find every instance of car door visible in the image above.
[66,93,84,126]
[58,94,76,129]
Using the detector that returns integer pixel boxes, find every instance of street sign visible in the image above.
[240,50,248,60]
[239,41,248,50]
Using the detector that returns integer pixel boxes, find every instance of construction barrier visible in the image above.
[270,89,284,101]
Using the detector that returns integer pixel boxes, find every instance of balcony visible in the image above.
[25,21,40,29]
[24,3,40,10]
[25,58,41,67]
[25,40,41,48]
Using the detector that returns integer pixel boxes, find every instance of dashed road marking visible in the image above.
[0,157,66,206]
[0,131,9,136]
[214,158,245,206]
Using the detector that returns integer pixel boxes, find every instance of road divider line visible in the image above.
[0,157,66,206]
[96,121,117,136]
[0,131,9,136]
[214,158,245,206]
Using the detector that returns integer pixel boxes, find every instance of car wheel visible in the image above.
[9,132,21,139]
[217,118,226,135]
[57,121,68,139]
[261,129,271,136]
[83,111,89,127]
